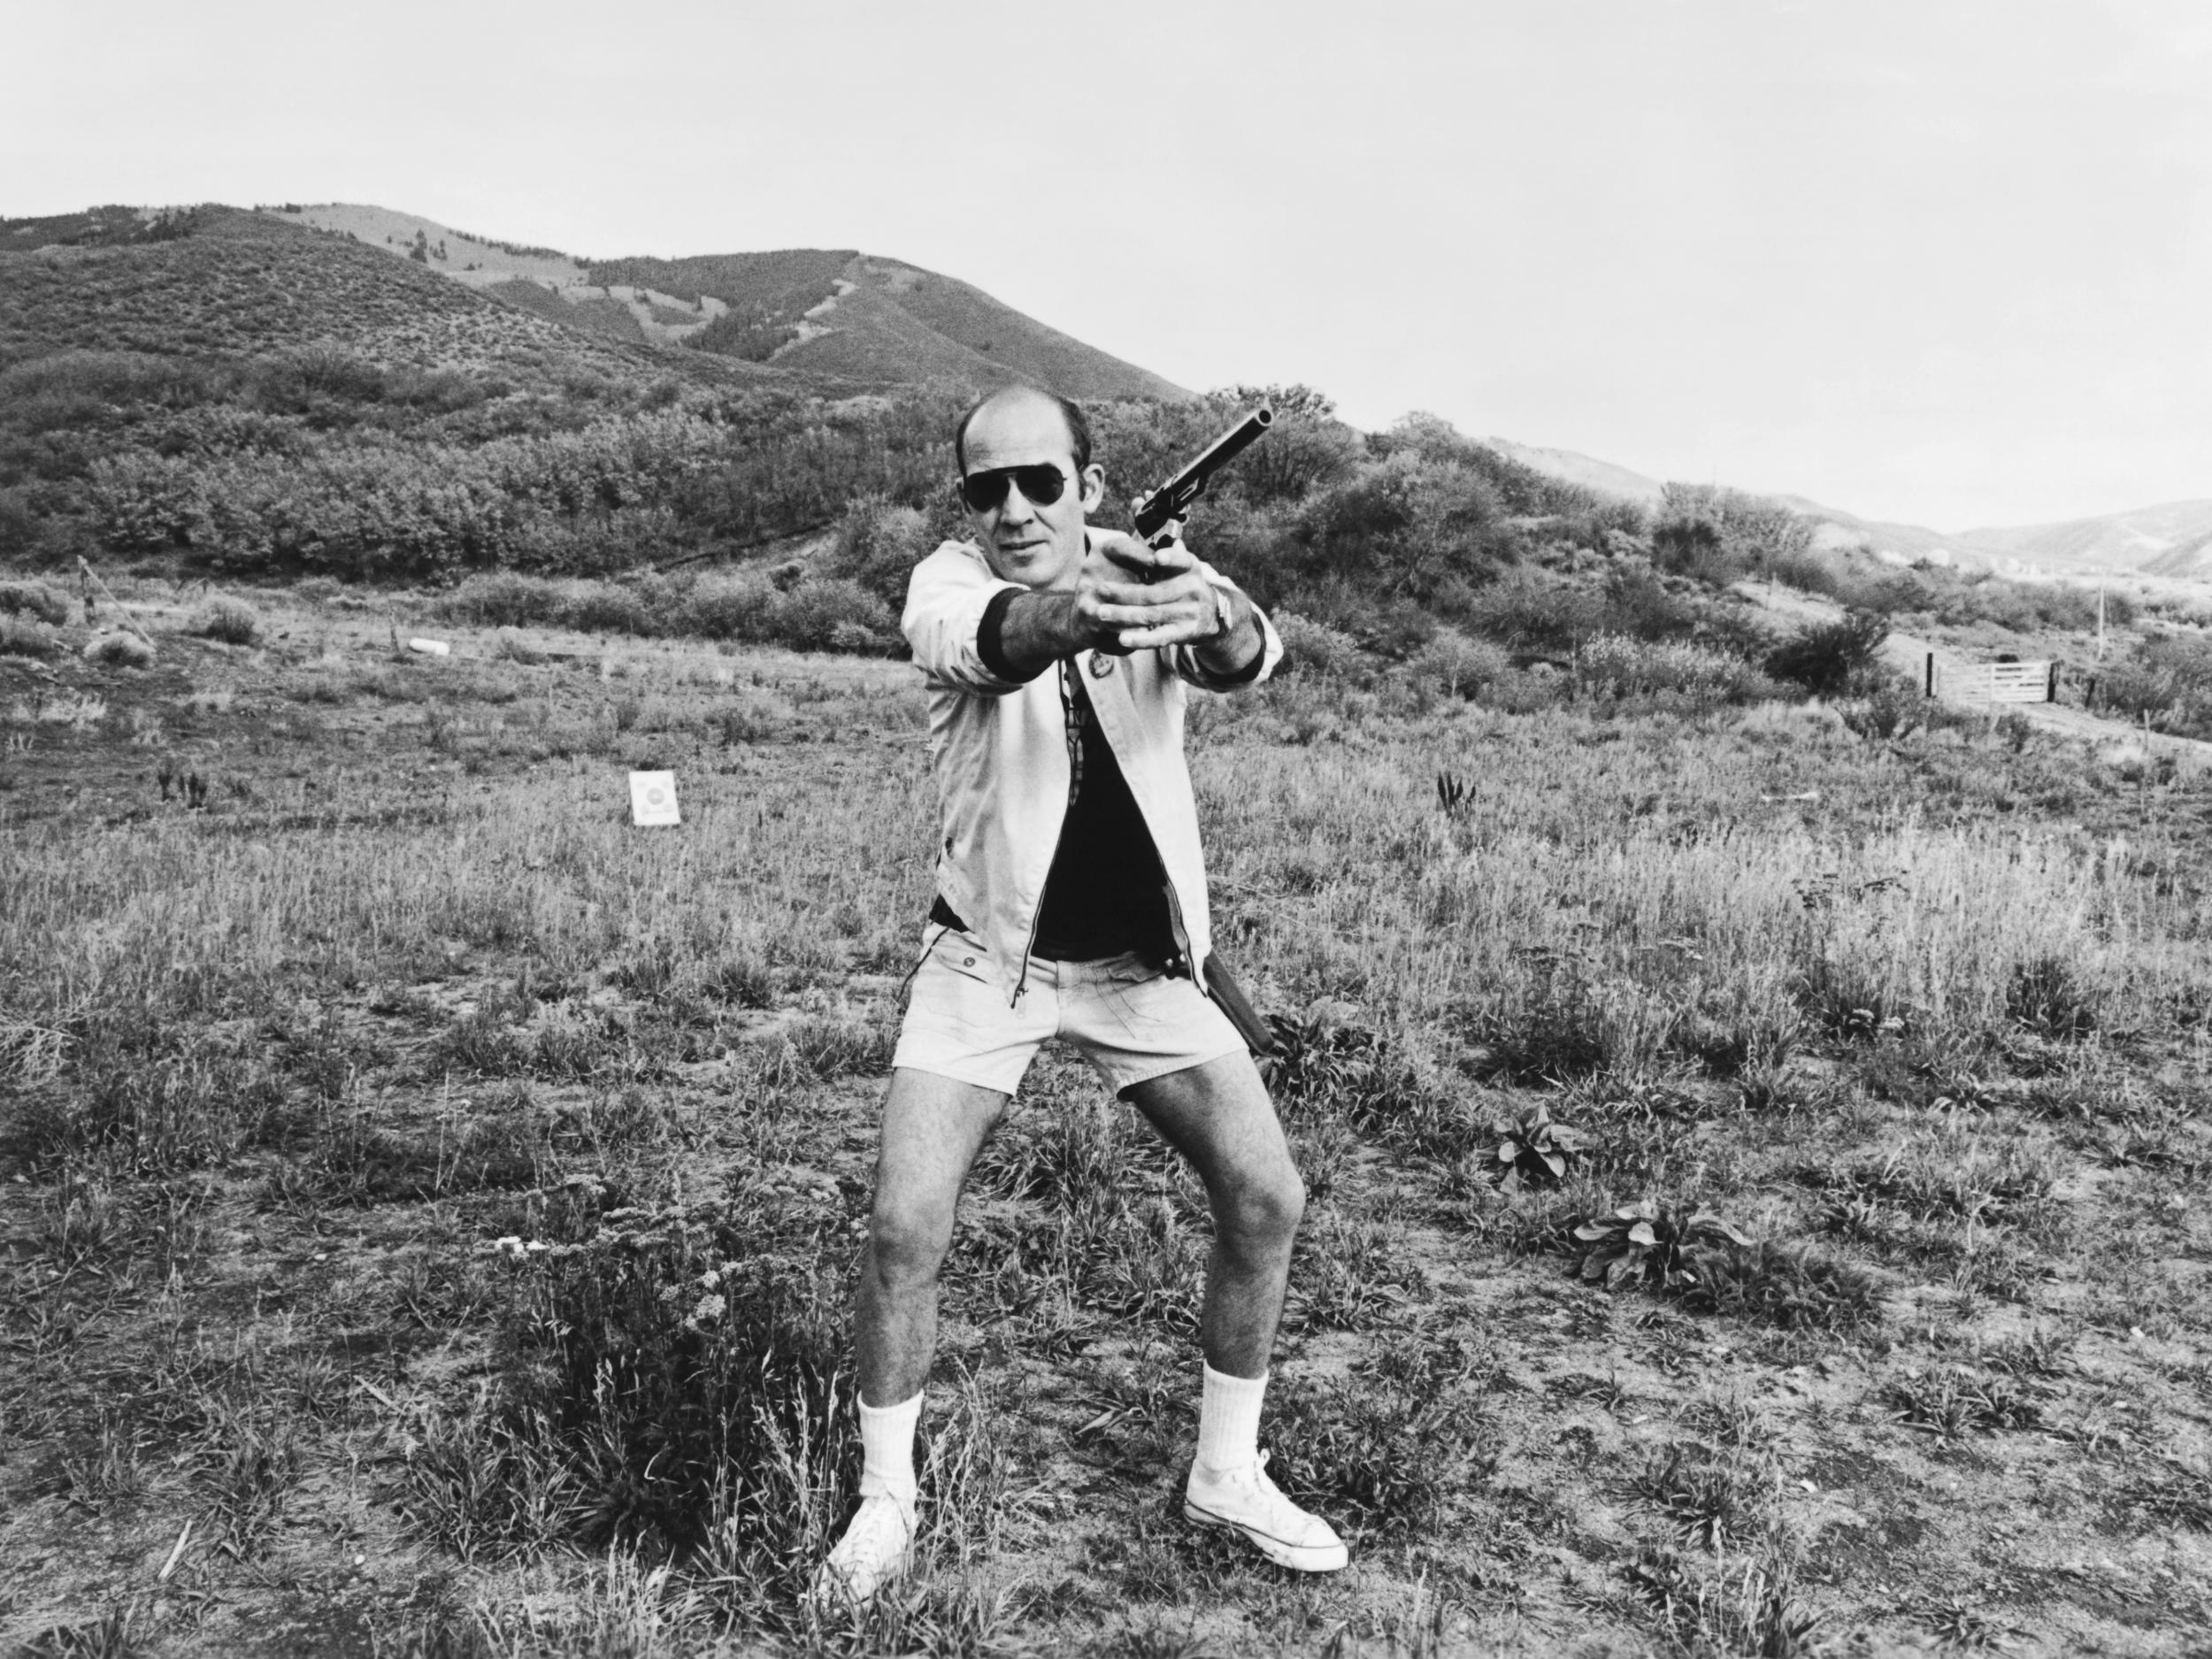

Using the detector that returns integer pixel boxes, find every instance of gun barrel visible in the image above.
[1133,407,1274,538]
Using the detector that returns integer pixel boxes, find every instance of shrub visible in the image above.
[0,615,57,657]
[2092,631,2212,741]
[192,595,261,644]
[1837,673,1925,738]
[84,631,155,668]
[1764,609,1887,695]
[823,494,928,611]
[1273,611,1365,679]
[0,492,50,559]
[434,571,565,629]
[1575,634,1775,706]
[758,577,895,653]
[678,573,775,640]
[0,579,71,626]
[1409,631,1508,698]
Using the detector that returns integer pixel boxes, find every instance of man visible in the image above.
[816,385,1347,1603]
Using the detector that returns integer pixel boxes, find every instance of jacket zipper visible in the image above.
[1012,657,1085,1006]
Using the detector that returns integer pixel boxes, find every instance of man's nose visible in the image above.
[997,480,1037,523]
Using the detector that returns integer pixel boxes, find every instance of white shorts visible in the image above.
[892,926,1248,1097]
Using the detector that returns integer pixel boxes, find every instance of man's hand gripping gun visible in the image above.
[1126,405,1282,1063]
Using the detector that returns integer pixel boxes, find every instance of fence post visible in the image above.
[2046,662,2058,703]
[1924,651,1935,699]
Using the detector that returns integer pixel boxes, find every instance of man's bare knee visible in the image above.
[1219,1162,1304,1252]
[868,1196,956,1291]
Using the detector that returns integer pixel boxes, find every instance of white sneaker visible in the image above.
[1184,1450,1348,1571]
[812,1489,916,1608]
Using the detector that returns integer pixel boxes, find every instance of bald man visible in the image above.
[814,387,1346,1604]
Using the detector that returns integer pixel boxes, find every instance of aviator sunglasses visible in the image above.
[957,463,1071,514]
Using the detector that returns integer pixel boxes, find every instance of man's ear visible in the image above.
[1079,465,1106,514]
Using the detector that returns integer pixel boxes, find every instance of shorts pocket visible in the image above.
[932,928,995,987]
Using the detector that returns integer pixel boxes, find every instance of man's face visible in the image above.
[959,393,1105,592]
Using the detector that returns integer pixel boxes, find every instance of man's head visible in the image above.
[955,386,1104,591]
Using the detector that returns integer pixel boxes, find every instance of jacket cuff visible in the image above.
[977,587,1047,685]
[1204,608,1271,686]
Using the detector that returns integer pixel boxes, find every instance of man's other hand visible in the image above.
[1079,525,1224,654]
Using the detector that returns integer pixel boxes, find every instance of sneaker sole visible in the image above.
[1183,1500,1348,1572]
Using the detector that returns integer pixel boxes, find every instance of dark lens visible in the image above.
[958,472,1010,513]
[958,465,1068,514]
[1011,465,1067,506]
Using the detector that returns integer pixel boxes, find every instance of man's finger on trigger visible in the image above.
[1093,603,1166,626]
[1094,581,1168,606]
[1118,621,1199,649]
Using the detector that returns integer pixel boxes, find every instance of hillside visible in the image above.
[270,204,1190,400]
[1961,498,2212,582]
[1484,437,1664,505]
[0,204,753,390]
[3,202,1190,403]
[580,247,1190,401]
[1490,434,2212,585]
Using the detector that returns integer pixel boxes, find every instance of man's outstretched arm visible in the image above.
[987,531,1263,682]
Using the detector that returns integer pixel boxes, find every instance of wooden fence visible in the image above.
[1925,654,2055,703]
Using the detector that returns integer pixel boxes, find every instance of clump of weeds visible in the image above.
[1629,1440,1777,1550]
[1624,1545,1823,1656]
[1884,1366,2043,1438]
[1267,1364,1499,1538]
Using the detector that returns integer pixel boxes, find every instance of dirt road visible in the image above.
[1733,580,2212,770]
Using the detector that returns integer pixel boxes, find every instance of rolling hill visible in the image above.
[1960,500,2212,582]
[1488,434,2211,585]
[267,205,1188,400]
[1,202,1191,403]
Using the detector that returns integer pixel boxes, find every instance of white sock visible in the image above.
[857,1391,921,1509]
[1194,1362,1267,1479]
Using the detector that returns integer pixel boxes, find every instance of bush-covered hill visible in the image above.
[9,201,2206,731]
[582,249,1189,401]
[0,206,727,389]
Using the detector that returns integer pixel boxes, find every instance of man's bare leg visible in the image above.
[818,1067,1008,1606]
[1125,1048,1346,1571]
[855,1067,1010,1405]
[1123,1050,1305,1378]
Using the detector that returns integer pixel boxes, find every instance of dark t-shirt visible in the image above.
[1030,665,1174,962]
[926,658,1175,964]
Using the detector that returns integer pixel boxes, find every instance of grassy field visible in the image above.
[4,578,2211,1657]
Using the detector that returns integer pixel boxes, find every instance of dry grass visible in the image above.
[4,581,2212,1655]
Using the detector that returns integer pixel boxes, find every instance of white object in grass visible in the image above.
[629,771,680,827]
[407,638,450,657]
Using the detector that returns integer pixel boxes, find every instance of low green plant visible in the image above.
[1571,1200,1750,1292]
[1490,1105,1592,1192]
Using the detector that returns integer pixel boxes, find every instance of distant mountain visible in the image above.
[1482,438,1663,505]
[1,202,1191,403]
[1959,501,2212,582]
[1484,433,2209,584]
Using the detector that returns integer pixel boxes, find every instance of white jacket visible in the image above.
[901,537,1284,1003]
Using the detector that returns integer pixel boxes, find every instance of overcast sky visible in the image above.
[7,0,2208,530]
